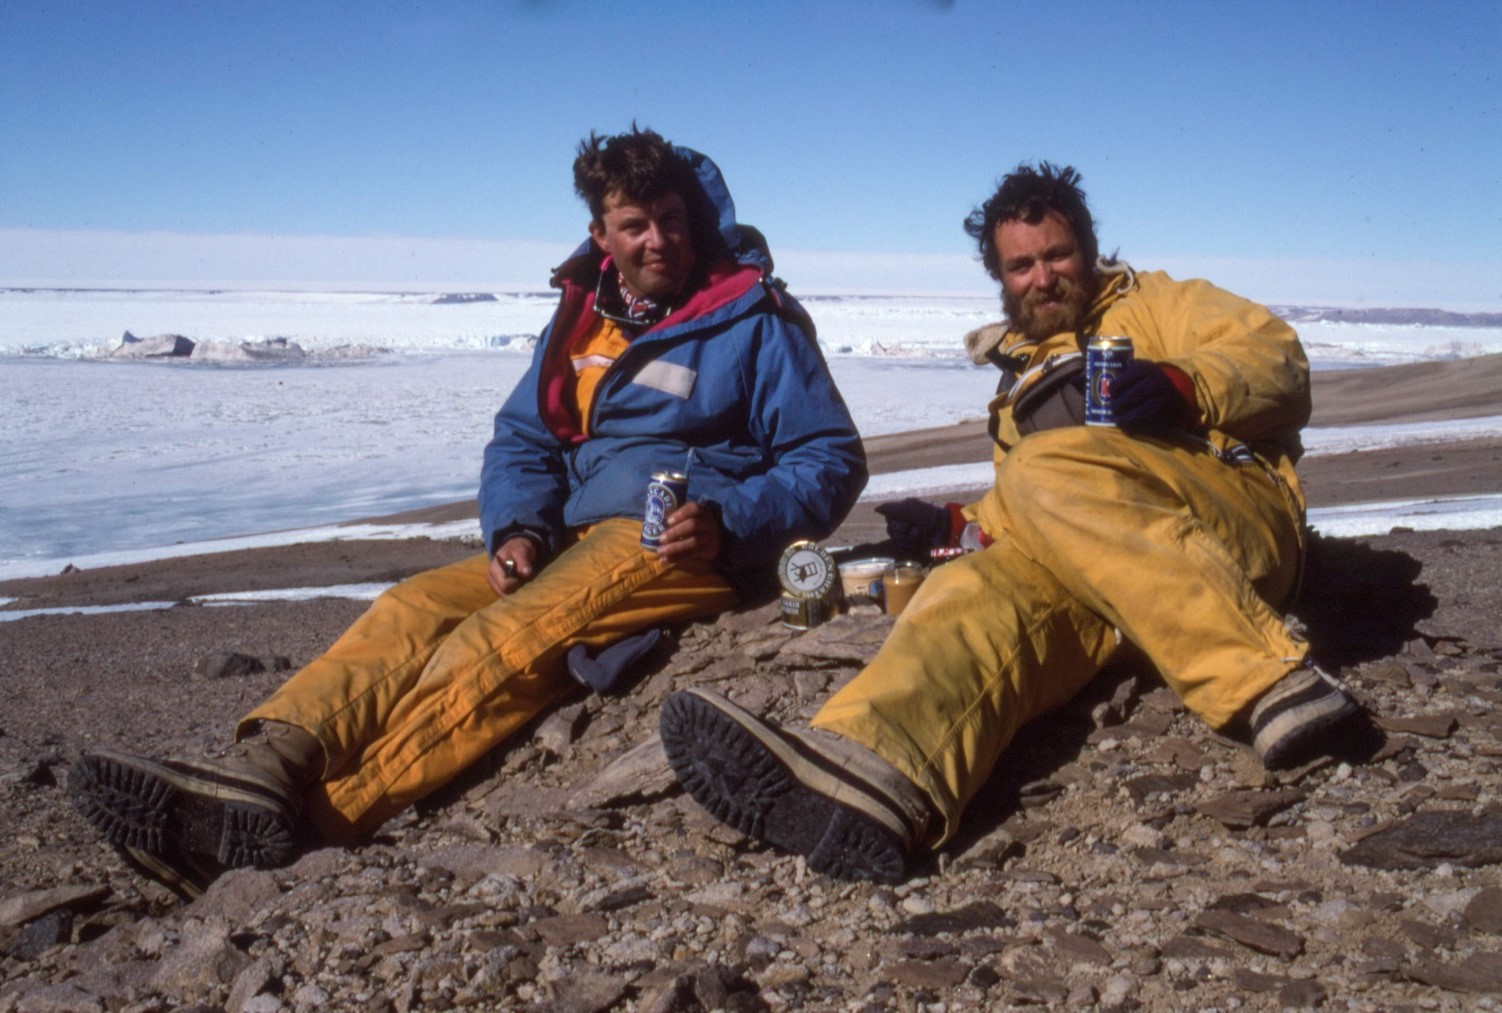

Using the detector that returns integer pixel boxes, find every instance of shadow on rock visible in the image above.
[1291,532,1437,669]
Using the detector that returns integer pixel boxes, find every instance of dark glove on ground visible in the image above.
[1109,360,1195,433]
[567,628,663,695]
[876,498,952,552]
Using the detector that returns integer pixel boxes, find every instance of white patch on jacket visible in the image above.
[633,360,697,399]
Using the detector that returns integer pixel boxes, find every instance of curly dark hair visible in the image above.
[572,126,701,224]
[963,162,1099,281]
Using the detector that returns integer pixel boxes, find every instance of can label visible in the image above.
[641,471,689,550]
[1085,335,1134,427]
[780,590,828,630]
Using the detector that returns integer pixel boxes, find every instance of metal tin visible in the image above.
[1085,334,1134,427]
[778,540,836,598]
[777,540,838,629]
[780,590,829,630]
[640,471,689,550]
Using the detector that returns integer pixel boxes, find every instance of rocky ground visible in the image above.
[6,355,1502,1011]
[2,523,1501,1012]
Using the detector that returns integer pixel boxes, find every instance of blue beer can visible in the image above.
[1085,335,1134,427]
[641,471,689,551]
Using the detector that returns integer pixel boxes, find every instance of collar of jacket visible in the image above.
[535,260,768,445]
[963,259,1139,366]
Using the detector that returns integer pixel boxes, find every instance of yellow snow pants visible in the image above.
[240,518,737,842]
[811,425,1307,843]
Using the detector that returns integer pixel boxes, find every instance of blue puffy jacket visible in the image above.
[478,148,867,593]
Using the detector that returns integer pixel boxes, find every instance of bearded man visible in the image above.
[660,162,1365,883]
[70,127,866,897]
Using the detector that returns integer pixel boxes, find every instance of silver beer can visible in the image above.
[641,471,689,551]
[1085,334,1134,427]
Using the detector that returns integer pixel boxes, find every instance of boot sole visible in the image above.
[115,843,215,900]
[660,689,907,883]
[69,751,298,870]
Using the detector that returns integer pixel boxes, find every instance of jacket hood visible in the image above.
[551,145,774,289]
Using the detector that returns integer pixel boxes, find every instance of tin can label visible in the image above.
[777,540,837,599]
[1085,335,1134,427]
[780,590,828,630]
[641,471,689,550]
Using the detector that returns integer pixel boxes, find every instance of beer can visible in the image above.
[929,546,968,565]
[1085,335,1134,427]
[641,471,689,551]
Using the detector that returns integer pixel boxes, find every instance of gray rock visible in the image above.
[1340,812,1502,869]
[1375,714,1458,738]
[226,957,277,1013]
[1405,951,1502,993]
[535,702,586,756]
[1196,788,1305,829]
[1465,887,1502,934]
[892,902,1013,936]
[191,866,282,922]
[887,958,969,989]
[1193,910,1304,957]
[0,884,108,927]
[190,337,305,362]
[570,734,678,809]
[1278,978,1329,1008]
[151,920,252,995]
[0,759,57,787]
[113,332,194,358]
[0,981,106,1012]
[529,912,609,947]
[193,650,291,680]
[6,909,71,960]
[1049,928,1112,966]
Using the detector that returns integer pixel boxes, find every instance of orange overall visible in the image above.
[243,520,734,841]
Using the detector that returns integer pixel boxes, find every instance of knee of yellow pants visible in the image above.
[284,518,737,841]
[812,540,1117,845]
[986,427,1307,730]
[240,553,498,776]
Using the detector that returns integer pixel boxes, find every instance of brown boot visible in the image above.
[228,721,325,799]
[69,722,324,895]
[660,688,932,884]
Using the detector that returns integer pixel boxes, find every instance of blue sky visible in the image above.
[2,0,1499,305]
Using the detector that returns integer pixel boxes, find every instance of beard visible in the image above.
[1004,270,1095,341]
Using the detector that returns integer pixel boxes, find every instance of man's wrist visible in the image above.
[491,525,548,558]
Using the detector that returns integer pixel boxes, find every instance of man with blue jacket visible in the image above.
[70,127,867,896]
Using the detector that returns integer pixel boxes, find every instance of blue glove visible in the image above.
[876,498,952,552]
[567,628,663,695]
[1109,360,1194,433]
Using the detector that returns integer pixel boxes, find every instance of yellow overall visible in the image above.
[812,268,1312,843]
[242,519,736,842]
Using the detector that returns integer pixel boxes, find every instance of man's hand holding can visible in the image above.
[654,501,723,562]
